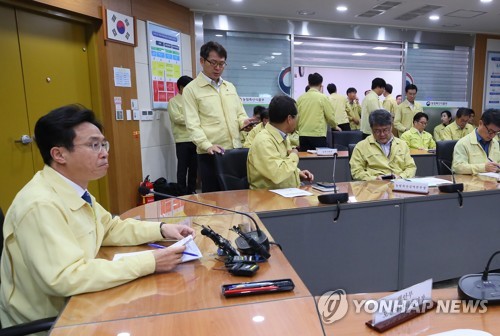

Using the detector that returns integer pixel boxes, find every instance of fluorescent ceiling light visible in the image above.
[215,34,223,37]
[337,6,348,12]
[293,41,303,45]
[480,0,492,3]
[272,52,282,56]
[373,47,387,50]
[429,15,440,20]
[352,53,366,56]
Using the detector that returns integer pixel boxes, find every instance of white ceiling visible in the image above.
[170,0,500,35]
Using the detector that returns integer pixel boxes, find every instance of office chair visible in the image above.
[214,148,250,191]
[332,130,363,151]
[435,140,458,175]
[326,129,333,147]
[0,207,57,336]
[348,144,357,180]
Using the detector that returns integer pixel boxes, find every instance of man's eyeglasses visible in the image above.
[75,141,110,153]
[372,127,392,135]
[204,58,227,68]
[485,124,500,136]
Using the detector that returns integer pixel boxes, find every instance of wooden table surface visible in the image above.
[53,213,316,330]
[320,287,500,335]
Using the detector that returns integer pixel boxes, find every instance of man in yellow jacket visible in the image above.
[452,108,500,174]
[394,84,423,137]
[350,109,416,181]
[297,72,340,151]
[0,105,194,329]
[442,108,474,140]
[243,109,269,148]
[360,78,386,137]
[400,112,436,150]
[248,95,314,189]
[183,41,255,192]
[327,83,350,130]
[168,75,197,194]
[346,87,361,130]
[382,83,398,119]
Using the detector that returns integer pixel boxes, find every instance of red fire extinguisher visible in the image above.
[139,175,155,204]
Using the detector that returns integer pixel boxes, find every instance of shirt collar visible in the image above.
[476,129,489,144]
[201,71,223,88]
[53,169,88,198]
[269,124,287,140]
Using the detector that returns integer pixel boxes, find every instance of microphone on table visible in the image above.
[438,160,464,193]
[138,186,270,256]
[318,152,349,204]
[458,250,500,303]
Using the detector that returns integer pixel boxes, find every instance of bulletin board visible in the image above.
[484,52,500,110]
[147,21,183,109]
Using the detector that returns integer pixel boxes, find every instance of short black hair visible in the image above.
[396,94,402,100]
[369,109,392,128]
[326,83,337,94]
[268,95,297,123]
[481,108,500,128]
[308,73,323,86]
[253,105,266,117]
[441,110,452,119]
[413,112,428,123]
[371,78,386,90]
[346,87,357,95]
[34,105,103,165]
[385,83,393,94]
[456,107,473,119]
[305,85,310,92]
[405,84,418,93]
[177,75,193,90]
[200,41,227,60]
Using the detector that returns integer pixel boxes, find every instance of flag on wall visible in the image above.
[105,9,136,46]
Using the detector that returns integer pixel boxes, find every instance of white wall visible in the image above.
[134,20,193,183]
[293,67,402,103]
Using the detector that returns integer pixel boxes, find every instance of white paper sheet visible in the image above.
[269,188,313,198]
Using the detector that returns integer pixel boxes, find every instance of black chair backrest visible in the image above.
[214,148,250,191]
[436,140,458,175]
[332,131,364,151]
[326,128,333,147]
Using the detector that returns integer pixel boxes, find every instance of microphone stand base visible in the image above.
[438,183,464,193]
[235,231,269,253]
[318,192,349,204]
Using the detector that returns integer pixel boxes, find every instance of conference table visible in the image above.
[178,174,500,296]
[298,149,438,182]
[51,211,325,335]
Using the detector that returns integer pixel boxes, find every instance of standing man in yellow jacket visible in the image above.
[360,78,386,138]
[327,83,350,131]
[183,41,255,192]
[442,108,475,140]
[346,87,361,130]
[382,83,398,119]
[168,75,197,194]
[248,95,314,189]
[394,84,423,137]
[297,73,341,151]
[400,112,436,150]
[350,109,416,181]
[452,108,500,174]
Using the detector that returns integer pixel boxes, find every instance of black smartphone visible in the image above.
[316,182,336,188]
[381,174,394,180]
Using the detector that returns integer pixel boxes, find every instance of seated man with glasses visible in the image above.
[0,105,195,328]
[452,108,500,174]
[350,109,416,181]
[183,41,256,192]
[400,112,436,150]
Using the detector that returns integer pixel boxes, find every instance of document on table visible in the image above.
[404,177,452,187]
[429,330,492,336]
[270,188,313,198]
[478,172,500,180]
[113,235,202,263]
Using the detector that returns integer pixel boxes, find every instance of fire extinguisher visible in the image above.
[140,175,155,204]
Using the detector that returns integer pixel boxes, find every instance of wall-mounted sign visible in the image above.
[104,8,136,46]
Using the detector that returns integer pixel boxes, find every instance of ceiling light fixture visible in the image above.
[297,10,315,16]
[337,6,348,12]
[215,34,223,37]
[272,52,282,56]
[429,15,440,20]
[373,47,388,50]
[231,0,243,2]
[352,52,366,56]
[293,41,303,45]
[480,0,492,3]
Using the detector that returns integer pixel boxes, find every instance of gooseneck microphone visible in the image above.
[200,225,239,257]
[138,186,270,254]
[438,160,464,193]
[458,250,500,302]
[318,152,349,204]
[231,226,271,259]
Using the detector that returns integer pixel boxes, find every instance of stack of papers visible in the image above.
[401,177,452,187]
[478,172,500,180]
[270,188,313,198]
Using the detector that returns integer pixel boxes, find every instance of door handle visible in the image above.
[15,135,33,145]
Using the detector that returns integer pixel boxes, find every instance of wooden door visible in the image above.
[0,5,99,210]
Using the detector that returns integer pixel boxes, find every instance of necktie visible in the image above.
[82,191,92,206]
